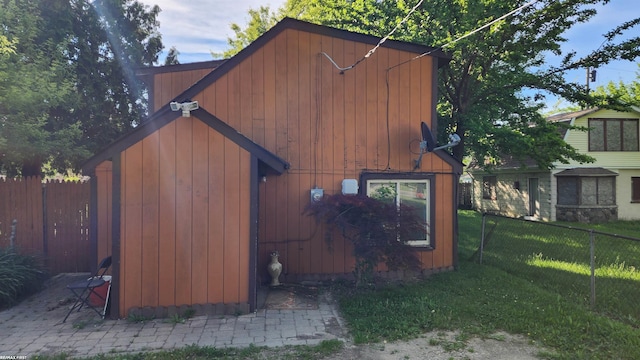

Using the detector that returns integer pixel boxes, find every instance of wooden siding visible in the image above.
[157,28,454,281]
[118,117,252,316]
[152,68,214,112]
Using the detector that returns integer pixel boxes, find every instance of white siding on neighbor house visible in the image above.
[616,169,640,220]
[561,108,640,169]
[471,171,553,221]
[555,108,640,221]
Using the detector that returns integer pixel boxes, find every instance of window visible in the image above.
[557,176,616,205]
[632,177,640,203]
[589,118,639,151]
[362,173,432,247]
[482,176,497,200]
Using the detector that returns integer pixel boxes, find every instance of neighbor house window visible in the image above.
[482,176,497,200]
[362,173,432,247]
[557,176,616,205]
[632,177,640,203]
[589,118,639,151]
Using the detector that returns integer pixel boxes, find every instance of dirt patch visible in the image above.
[327,331,546,360]
[264,283,319,310]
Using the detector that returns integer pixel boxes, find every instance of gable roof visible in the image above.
[81,106,290,175]
[160,17,451,117]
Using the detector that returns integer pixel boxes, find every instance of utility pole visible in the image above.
[586,67,597,93]
[583,67,597,109]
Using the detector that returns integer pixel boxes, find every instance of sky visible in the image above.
[139,0,639,107]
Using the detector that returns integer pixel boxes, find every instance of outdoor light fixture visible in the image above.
[169,100,199,117]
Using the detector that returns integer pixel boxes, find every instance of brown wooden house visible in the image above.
[82,18,462,319]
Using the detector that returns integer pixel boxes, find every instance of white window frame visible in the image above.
[364,177,431,247]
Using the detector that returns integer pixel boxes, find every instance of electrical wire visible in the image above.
[388,0,542,71]
[321,0,425,73]
[321,0,541,73]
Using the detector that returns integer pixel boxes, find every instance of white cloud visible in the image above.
[141,0,286,62]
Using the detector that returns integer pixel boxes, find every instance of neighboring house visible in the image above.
[469,107,640,223]
[81,18,462,319]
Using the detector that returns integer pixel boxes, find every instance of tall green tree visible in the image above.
[220,6,279,59]
[592,63,640,106]
[225,0,640,170]
[0,0,78,176]
[0,0,163,176]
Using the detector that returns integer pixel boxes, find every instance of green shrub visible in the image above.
[0,246,46,308]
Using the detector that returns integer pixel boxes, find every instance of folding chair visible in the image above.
[63,256,112,323]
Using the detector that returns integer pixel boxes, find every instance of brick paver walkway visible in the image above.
[0,274,349,358]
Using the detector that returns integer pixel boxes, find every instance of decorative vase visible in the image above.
[267,251,282,286]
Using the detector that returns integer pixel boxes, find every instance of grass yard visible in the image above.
[465,211,640,326]
[335,210,640,359]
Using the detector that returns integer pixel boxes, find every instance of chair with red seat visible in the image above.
[62,256,112,323]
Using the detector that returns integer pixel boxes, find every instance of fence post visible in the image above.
[9,219,17,247]
[480,213,487,264]
[590,229,596,309]
[42,182,48,257]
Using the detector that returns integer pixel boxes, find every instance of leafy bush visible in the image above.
[0,246,46,308]
[305,193,424,286]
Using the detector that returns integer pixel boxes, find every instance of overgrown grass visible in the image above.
[31,340,344,360]
[332,210,640,359]
[0,246,47,309]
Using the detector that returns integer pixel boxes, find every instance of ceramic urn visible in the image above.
[267,250,282,286]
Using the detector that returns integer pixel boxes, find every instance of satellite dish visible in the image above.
[421,122,436,152]
[413,121,461,170]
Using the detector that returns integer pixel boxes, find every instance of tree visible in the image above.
[0,0,78,176]
[164,46,180,65]
[592,63,640,106]
[220,6,280,59]
[0,0,163,176]
[225,0,639,170]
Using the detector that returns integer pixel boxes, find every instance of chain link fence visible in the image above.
[476,213,640,327]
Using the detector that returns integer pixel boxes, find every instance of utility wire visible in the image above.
[388,0,541,70]
[321,0,425,73]
[321,0,541,73]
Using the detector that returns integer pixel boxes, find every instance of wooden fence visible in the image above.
[0,177,91,274]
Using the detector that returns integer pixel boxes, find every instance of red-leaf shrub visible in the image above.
[305,193,425,286]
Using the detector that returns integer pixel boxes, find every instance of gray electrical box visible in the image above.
[310,188,324,202]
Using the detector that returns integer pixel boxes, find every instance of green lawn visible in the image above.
[335,210,640,359]
[465,211,640,326]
